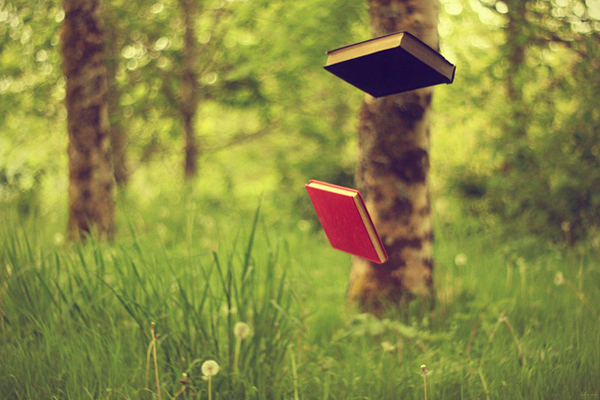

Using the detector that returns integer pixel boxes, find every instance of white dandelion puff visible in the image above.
[381,340,396,353]
[202,360,219,400]
[234,322,251,339]
[202,360,220,377]
[454,253,468,266]
[233,323,251,375]
[554,271,565,286]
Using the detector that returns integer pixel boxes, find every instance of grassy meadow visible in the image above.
[1,192,599,400]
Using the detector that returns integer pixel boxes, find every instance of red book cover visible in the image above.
[305,180,388,264]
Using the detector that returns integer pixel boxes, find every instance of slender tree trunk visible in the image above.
[108,97,129,186]
[180,0,200,180]
[105,6,129,187]
[497,1,537,176]
[504,0,528,139]
[62,0,115,240]
[347,0,439,313]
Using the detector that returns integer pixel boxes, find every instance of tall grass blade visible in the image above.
[97,275,145,332]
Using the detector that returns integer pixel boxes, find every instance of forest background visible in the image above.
[1,0,600,399]
[0,0,600,240]
[2,0,600,241]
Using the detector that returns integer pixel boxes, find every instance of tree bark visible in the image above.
[347,0,439,313]
[180,0,200,180]
[62,0,115,240]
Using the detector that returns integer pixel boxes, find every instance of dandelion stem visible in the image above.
[234,336,241,375]
[233,322,251,376]
[202,360,220,400]
[421,365,428,400]
[477,367,490,400]
[323,373,330,400]
[174,386,186,398]
[566,280,599,320]
[151,322,161,400]
[500,314,526,366]
[145,330,154,389]
[291,349,299,400]
[0,310,5,343]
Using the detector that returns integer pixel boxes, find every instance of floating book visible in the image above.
[324,31,456,97]
[305,180,388,264]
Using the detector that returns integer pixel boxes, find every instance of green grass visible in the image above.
[1,201,599,399]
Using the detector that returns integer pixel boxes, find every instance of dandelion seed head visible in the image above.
[54,233,64,245]
[554,271,565,286]
[454,253,468,266]
[234,322,251,339]
[297,219,311,232]
[420,364,433,376]
[220,304,238,316]
[202,360,220,377]
[179,372,188,384]
[381,340,396,353]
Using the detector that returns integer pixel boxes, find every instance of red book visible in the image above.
[305,180,388,264]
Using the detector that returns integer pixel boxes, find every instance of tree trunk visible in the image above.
[105,5,129,187]
[180,0,200,180]
[347,0,439,313]
[62,0,115,240]
[504,0,528,139]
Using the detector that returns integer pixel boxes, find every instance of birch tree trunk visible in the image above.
[347,0,439,313]
[62,0,115,240]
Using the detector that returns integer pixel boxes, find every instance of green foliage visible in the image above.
[1,0,368,228]
[435,0,600,241]
[0,0,66,209]
[0,162,44,215]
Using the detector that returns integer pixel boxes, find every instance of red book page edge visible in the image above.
[352,192,388,263]
[306,180,388,264]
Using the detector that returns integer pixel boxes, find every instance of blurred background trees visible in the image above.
[443,0,600,242]
[1,0,600,244]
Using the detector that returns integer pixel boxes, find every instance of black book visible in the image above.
[324,31,456,98]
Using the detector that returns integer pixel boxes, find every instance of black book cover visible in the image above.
[324,31,455,98]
